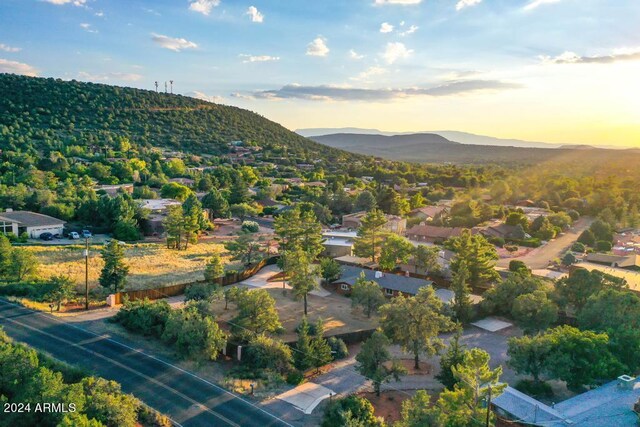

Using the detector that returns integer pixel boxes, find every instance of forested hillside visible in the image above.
[0,73,347,159]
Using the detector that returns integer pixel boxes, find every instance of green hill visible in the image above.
[0,73,350,160]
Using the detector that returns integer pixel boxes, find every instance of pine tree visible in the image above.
[436,329,467,389]
[287,246,319,315]
[203,253,224,282]
[99,240,129,293]
[448,230,499,288]
[310,318,333,372]
[294,317,314,371]
[451,261,473,323]
[353,209,391,263]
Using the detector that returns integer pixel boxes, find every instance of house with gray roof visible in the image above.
[0,210,66,238]
[330,265,454,302]
[493,375,640,426]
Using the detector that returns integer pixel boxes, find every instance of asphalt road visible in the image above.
[0,299,292,427]
[496,216,593,269]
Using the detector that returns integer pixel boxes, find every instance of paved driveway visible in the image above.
[497,217,593,269]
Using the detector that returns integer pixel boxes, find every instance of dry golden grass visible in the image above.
[26,242,227,291]
[212,287,378,342]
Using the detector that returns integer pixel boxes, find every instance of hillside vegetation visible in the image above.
[0,73,347,159]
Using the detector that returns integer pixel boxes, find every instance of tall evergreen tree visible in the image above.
[353,209,391,263]
[447,230,499,288]
[99,240,129,293]
[451,261,473,323]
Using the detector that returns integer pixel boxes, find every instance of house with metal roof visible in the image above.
[493,375,640,426]
[0,210,66,238]
[330,265,454,302]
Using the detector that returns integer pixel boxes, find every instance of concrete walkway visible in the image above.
[239,265,330,297]
[275,382,335,414]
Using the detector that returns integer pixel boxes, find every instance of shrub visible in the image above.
[506,238,541,248]
[596,240,612,252]
[242,335,293,376]
[286,370,305,385]
[328,337,349,360]
[509,260,530,275]
[185,282,220,302]
[18,232,29,243]
[488,237,505,247]
[241,220,260,233]
[571,242,586,253]
[113,298,171,338]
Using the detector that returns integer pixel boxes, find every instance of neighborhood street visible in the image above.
[496,217,593,269]
[0,299,291,427]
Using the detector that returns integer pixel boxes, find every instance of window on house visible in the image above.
[385,288,394,296]
[341,284,350,291]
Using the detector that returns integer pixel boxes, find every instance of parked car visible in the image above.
[39,232,53,241]
[82,230,92,238]
[53,233,62,239]
[69,232,80,240]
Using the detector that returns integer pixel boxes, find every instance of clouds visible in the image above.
[0,44,21,53]
[0,59,38,76]
[380,22,394,33]
[524,0,562,11]
[382,42,412,64]
[240,80,520,102]
[42,0,86,6]
[541,48,640,64]
[399,25,418,36]
[349,50,365,60]
[456,0,482,11]
[80,23,97,33]
[350,66,387,82]
[240,54,279,63]
[151,34,197,52]
[374,0,422,5]
[188,0,220,16]
[306,37,329,57]
[186,91,225,104]
[246,6,264,23]
[77,71,143,82]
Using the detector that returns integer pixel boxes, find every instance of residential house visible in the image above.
[408,206,448,222]
[406,224,464,244]
[330,265,455,302]
[585,253,640,270]
[95,183,134,196]
[493,375,640,426]
[322,231,357,258]
[342,211,406,235]
[168,177,195,186]
[137,199,183,234]
[0,210,66,238]
[480,223,523,240]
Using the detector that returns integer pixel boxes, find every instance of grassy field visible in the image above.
[26,242,227,291]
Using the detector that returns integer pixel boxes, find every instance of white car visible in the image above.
[69,232,80,240]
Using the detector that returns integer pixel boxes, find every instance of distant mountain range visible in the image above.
[296,127,621,150]
[304,131,634,164]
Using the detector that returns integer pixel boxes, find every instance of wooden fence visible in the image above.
[113,256,279,304]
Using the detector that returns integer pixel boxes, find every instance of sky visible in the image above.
[0,0,639,147]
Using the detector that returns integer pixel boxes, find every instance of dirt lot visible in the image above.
[211,287,377,342]
[360,391,413,425]
[25,241,227,291]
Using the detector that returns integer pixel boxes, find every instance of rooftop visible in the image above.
[335,265,434,296]
[0,210,66,227]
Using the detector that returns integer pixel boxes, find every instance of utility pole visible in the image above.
[84,237,89,310]
[170,80,173,94]
[485,384,492,427]
[154,81,158,93]
[164,81,167,93]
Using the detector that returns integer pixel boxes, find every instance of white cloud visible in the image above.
[241,80,521,101]
[42,0,87,6]
[246,6,264,23]
[0,44,21,53]
[186,91,225,104]
[456,0,482,11]
[524,0,562,11]
[151,34,198,52]
[382,42,412,64]
[380,22,394,33]
[0,59,38,76]
[540,48,640,64]
[80,23,97,33]
[77,71,143,82]
[399,25,418,36]
[374,0,422,5]
[349,49,364,60]
[240,54,280,63]
[95,11,104,17]
[188,0,220,15]
[306,37,329,57]
[351,66,387,82]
